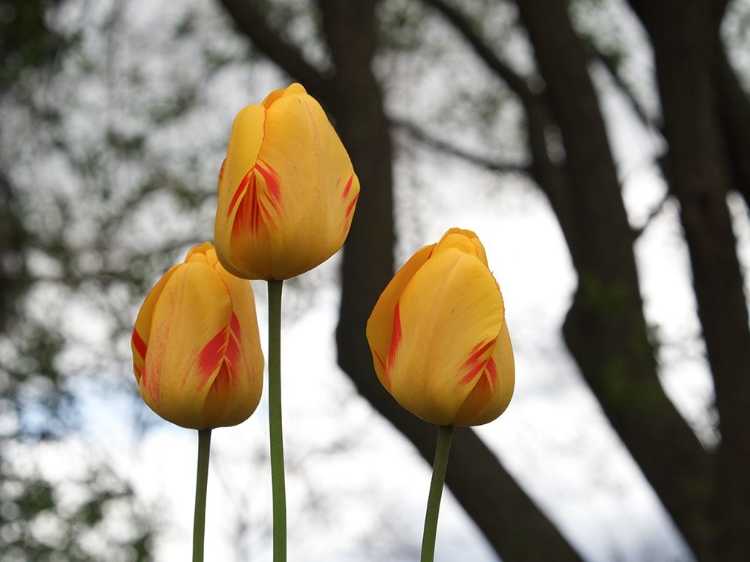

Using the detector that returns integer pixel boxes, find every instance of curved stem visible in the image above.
[193,428,212,562]
[421,425,455,562]
[268,279,287,562]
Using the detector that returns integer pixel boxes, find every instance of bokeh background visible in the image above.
[2,0,750,560]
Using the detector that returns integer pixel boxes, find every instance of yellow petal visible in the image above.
[452,320,514,426]
[186,242,219,265]
[388,247,504,425]
[262,82,307,108]
[435,228,489,266]
[191,243,263,427]
[256,89,359,279]
[215,84,359,280]
[366,245,435,390]
[132,264,180,383]
[139,261,234,428]
[214,104,269,279]
[207,264,265,427]
[133,243,264,430]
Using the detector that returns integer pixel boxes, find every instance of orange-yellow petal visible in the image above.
[366,228,514,427]
[434,228,489,266]
[366,244,435,389]
[452,321,514,426]
[133,243,264,430]
[261,82,306,108]
[255,88,358,279]
[207,257,264,426]
[132,264,180,384]
[137,260,232,427]
[215,104,269,279]
[388,246,504,425]
[214,83,359,280]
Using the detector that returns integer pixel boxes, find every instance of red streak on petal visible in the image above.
[195,313,243,391]
[132,329,148,360]
[224,313,241,375]
[228,170,252,218]
[342,174,354,198]
[468,375,491,413]
[231,162,282,235]
[212,362,230,394]
[386,301,402,371]
[458,339,496,386]
[232,170,264,235]
[258,198,276,227]
[196,328,227,391]
[485,357,498,385]
[143,360,161,404]
[345,192,359,220]
[374,350,386,370]
[218,159,225,182]
[256,159,282,212]
[459,361,486,386]
[229,312,241,338]
[374,350,389,386]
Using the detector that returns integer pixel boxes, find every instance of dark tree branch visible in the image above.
[421,0,535,103]
[592,48,662,135]
[216,0,335,105]
[586,45,675,206]
[632,192,671,239]
[389,116,531,174]
[417,0,576,213]
[416,0,578,220]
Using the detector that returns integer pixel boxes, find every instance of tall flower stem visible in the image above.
[421,425,455,562]
[193,428,212,562]
[267,279,287,562]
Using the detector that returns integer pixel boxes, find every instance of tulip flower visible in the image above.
[214,83,361,561]
[366,228,514,427]
[214,82,360,281]
[131,242,264,430]
[367,228,514,562]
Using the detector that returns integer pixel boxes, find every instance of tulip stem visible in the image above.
[193,428,212,562]
[268,279,287,562]
[421,425,455,562]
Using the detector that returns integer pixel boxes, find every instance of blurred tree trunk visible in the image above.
[217,0,582,560]
[511,1,717,559]
[422,0,717,557]
[626,1,750,559]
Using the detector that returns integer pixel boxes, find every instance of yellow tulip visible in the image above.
[131,243,264,430]
[366,229,514,426]
[214,83,360,280]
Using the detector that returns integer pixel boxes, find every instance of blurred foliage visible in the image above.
[0,0,68,88]
[0,0,246,557]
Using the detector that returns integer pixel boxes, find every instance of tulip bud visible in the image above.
[214,83,360,280]
[366,229,514,426]
[131,243,264,430]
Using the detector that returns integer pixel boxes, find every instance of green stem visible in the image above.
[421,425,455,562]
[193,428,212,562]
[268,279,287,562]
